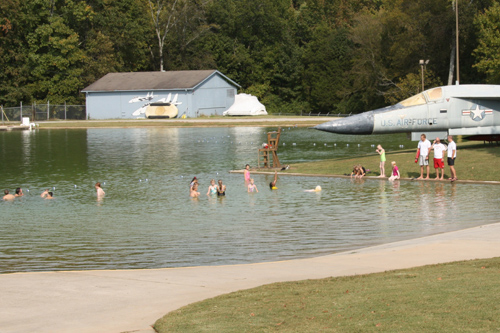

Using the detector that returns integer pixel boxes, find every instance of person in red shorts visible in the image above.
[431,137,447,180]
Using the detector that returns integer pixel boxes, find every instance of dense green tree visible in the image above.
[473,1,500,83]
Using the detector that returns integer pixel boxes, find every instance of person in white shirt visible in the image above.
[431,137,447,180]
[416,134,431,179]
[447,135,457,181]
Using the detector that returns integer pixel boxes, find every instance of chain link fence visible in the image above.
[1,103,86,123]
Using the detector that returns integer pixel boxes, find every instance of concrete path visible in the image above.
[2,223,500,333]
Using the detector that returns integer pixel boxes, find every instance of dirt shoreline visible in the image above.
[33,116,336,129]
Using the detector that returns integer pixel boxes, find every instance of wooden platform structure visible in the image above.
[258,127,281,168]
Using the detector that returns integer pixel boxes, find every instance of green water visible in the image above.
[0,128,498,273]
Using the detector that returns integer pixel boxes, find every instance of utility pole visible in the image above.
[456,0,460,84]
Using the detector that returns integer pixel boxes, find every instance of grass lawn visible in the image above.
[282,142,500,182]
[154,257,500,332]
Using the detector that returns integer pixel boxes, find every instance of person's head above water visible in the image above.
[4,189,9,195]
[245,164,250,169]
[95,182,101,188]
[210,179,215,185]
[15,188,22,195]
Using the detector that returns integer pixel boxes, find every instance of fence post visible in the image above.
[20,101,23,121]
[64,101,67,120]
[47,101,49,120]
[1,105,3,123]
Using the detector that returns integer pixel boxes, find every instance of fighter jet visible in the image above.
[129,92,154,104]
[314,84,500,141]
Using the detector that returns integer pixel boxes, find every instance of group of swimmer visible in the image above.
[188,164,293,199]
[189,177,227,198]
[3,182,105,201]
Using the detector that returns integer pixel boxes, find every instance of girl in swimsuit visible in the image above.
[207,179,217,195]
[244,164,251,184]
[247,178,258,193]
[376,145,386,177]
[388,161,400,181]
[217,180,226,196]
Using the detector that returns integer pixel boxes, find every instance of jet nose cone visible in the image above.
[314,112,374,135]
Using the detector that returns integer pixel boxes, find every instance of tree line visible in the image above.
[1,0,499,114]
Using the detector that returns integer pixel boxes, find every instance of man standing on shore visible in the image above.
[416,134,431,179]
[447,135,457,181]
[431,137,447,180]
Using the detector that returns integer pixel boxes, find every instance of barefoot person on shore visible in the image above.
[431,137,447,180]
[376,145,386,177]
[416,134,431,179]
[447,135,457,181]
[388,161,400,181]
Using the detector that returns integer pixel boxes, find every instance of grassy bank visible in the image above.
[281,143,500,182]
[154,257,500,332]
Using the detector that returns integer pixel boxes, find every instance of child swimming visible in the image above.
[247,179,258,193]
[206,179,218,195]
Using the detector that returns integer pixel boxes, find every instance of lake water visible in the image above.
[0,127,498,273]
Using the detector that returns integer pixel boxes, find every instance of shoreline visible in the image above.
[1,222,500,332]
[22,116,335,129]
[230,169,500,185]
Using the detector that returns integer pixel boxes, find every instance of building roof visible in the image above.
[82,70,240,92]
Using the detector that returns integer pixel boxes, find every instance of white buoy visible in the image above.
[283,143,286,146]
[334,143,337,146]
[53,187,55,190]
[103,182,106,185]
[74,185,77,188]
[346,144,349,147]
[313,143,316,146]
[324,143,327,146]
[401,145,404,148]
[292,143,296,146]
[358,144,361,147]
[139,179,142,182]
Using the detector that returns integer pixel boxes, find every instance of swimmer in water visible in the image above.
[190,177,198,191]
[95,182,105,198]
[244,164,251,184]
[15,188,24,197]
[45,191,54,199]
[217,179,226,196]
[190,183,200,198]
[269,170,278,190]
[206,179,218,196]
[247,178,258,193]
[305,185,322,192]
[41,189,50,198]
[3,190,15,201]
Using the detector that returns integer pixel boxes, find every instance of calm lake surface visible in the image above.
[0,127,498,273]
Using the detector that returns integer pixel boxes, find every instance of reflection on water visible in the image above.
[0,128,498,273]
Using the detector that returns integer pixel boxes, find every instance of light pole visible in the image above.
[419,59,429,92]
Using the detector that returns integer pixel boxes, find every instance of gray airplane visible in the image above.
[314,84,500,141]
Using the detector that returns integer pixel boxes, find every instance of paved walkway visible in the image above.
[2,222,500,333]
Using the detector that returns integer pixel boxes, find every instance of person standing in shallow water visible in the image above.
[95,182,105,199]
[244,164,251,184]
[206,179,217,196]
[217,179,226,196]
[247,178,258,193]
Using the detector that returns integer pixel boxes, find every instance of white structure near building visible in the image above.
[82,70,240,119]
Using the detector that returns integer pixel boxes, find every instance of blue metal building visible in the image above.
[82,70,240,119]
